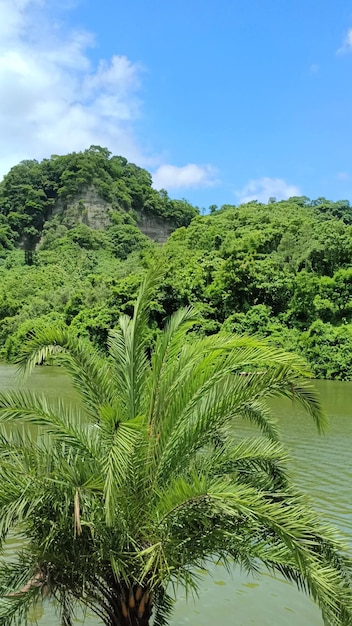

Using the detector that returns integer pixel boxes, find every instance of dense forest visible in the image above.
[1,146,352,380]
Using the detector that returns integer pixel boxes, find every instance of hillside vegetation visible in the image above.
[1,147,352,379]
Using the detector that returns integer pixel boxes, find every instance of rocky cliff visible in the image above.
[52,186,175,244]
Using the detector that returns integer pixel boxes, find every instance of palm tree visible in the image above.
[0,272,351,626]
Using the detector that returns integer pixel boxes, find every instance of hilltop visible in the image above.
[0,146,198,262]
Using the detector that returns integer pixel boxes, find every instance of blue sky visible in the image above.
[1,0,352,208]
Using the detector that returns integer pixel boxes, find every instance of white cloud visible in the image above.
[0,1,218,189]
[337,28,352,54]
[0,0,149,178]
[152,163,218,190]
[236,177,301,204]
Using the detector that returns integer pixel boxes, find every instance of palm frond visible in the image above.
[107,269,161,420]
[102,419,143,525]
[154,371,281,482]
[148,306,197,424]
[152,588,174,626]
[16,327,114,414]
[108,316,150,421]
[155,475,352,624]
[238,397,280,439]
[207,437,290,490]
[0,389,98,458]
[154,351,325,483]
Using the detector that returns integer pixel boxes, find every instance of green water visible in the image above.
[0,366,351,626]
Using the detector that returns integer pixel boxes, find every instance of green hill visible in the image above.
[1,148,352,380]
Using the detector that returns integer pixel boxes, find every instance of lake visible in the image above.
[0,365,351,626]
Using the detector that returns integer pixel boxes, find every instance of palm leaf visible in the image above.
[108,269,161,420]
[16,327,115,414]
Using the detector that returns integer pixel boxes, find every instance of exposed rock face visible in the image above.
[52,186,175,243]
[53,187,111,230]
[136,213,174,244]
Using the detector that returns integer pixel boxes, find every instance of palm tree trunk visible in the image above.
[91,579,153,626]
[117,586,153,626]
[118,611,152,626]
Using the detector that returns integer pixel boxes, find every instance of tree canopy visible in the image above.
[1,150,352,379]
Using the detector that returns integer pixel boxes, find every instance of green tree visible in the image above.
[0,277,351,626]
[300,320,352,380]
